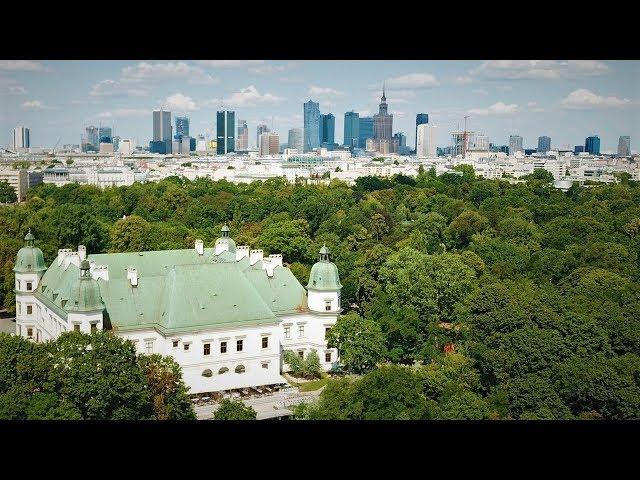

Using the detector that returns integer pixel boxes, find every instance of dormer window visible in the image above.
[325,300,332,311]
[26,282,32,291]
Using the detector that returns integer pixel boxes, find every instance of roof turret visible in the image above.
[14,229,47,273]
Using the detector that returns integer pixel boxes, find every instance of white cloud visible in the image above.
[560,88,631,109]
[454,76,473,85]
[473,88,488,95]
[307,85,345,99]
[221,85,284,107]
[369,88,414,105]
[164,93,198,112]
[21,100,53,110]
[249,62,297,74]
[386,73,439,89]
[468,102,519,116]
[196,60,264,68]
[121,62,218,85]
[90,79,148,97]
[96,108,149,119]
[0,78,26,95]
[472,60,610,80]
[0,60,47,71]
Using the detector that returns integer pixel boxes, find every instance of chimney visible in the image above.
[268,254,283,268]
[236,245,250,261]
[249,249,263,265]
[195,239,204,256]
[78,245,87,261]
[126,267,138,287]
[215,240,229,255]
[57,248,72,266]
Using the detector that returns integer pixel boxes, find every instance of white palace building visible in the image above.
[13,226,342,395]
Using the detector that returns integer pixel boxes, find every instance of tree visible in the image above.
[0,181,17,204]
[326,312,386,374]
[110,215,152,252]
[447,210,490,249]
[284,350,321,379]
[214,399,257,420]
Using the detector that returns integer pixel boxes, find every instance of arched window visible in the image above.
[218,367,229,375]
[202,369,213,377]
[235,365,246,374]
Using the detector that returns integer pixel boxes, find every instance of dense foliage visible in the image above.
[283,349,322,379]
[1,169,639,419]
[0,331,195,420]
[213,398,257,420]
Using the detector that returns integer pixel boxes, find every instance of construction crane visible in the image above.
[462,116,470,159]
[49,137,61,157]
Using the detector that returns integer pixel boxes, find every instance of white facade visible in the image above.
[417,124,437,158]
[13,126,30,150]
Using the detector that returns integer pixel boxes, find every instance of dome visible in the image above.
[69,261,104,312]
[13,230,47,273]
[307,244,342,291]
[215,223,236,253]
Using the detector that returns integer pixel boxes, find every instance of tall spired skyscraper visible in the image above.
[373,83,393,140]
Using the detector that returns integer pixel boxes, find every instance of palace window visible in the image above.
[236,339,243,352]
[90,323,97,334]
[262,362,269,369]
[26,305,32,315]
[172,340,179,348]
[145,341,154,354]
[74,324,80,332]
[325,327,331,338]
[27,327,33,338]
[298,350,304,359]
[325,301,332,311]
[325,352,332,363]
[284,326,291,339]
[220,341,227,354]
[298,325,305,338]
[203,343,211,356]
[183,343,190,351]
[262,337,268,349]
[235,365,246,374]
[26,282,32,291]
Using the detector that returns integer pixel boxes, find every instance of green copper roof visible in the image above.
[307,244,342,291]
[34,246,309,334]
[14,230,46,273]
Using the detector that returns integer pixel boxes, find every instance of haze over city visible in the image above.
[2,60,638,152]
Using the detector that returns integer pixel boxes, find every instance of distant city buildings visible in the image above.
[538,136,551,154]
[320,113,335,146]
[415,114,429,152]
[417,124,437,157]
[618,136,631,157]
[98,127,112,144]
[175,117,189,139]
[303,100,320,152]
[151,109,172,154]
[359,117,374,151]
[216,110,235,155]
[574,145,585,154]
[343,111,360,148]
[509,135,523,156]
[287,128,303,153]
[474,134,489,151]
[236,119,249,151]
[370,84,398,154]
[257,124,270,150]
[119,139,134,155]
[585,135,600,155]
[82,126,99,152]
[259,132,280,156]
[12,127,30,151]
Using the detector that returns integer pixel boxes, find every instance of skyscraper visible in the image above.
[474,134,489,151]
[257,123,270,149]
[585,135,600,155]
[217,110,235,154]
[415,113,429,151]
[509,135,523,156]
[537,136,551,154]
[259,132,279,156]
[359,117,374,150]
[417,124,437,158]
[574,145,585,154]
[175,117,189,139]
[320,113,335,145]
[288,128,303,153]
[98,126,112,144]
[618,136,631,157]
[393,132,406,147]
[82,125,99,152]
[343,111,359,148]
[373,84,393,140]
[152,109,172,154]
[236,119,249,151]
[12,126,30,150]
[303,100,320,152]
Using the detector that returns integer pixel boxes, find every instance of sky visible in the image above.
[1,60,639,152]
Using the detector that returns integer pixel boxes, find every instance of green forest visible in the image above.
[0,166,639,419]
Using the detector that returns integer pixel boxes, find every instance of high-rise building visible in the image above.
[175,117,189,139]
[216,110,235,154]
[12,126,30,150]
[618,136,631,157]
[196,134,207,152]
[474,134,489,151]
[259,132,279,156]
[415,114,429,151]
[452,131,474,157]
[537,136,551,154]
[585,135,600,155]
[417,124,437,158]
[257,124,270,149]
[152,109,172,154]
[343,111,359,148]
[112,136,121,152]
[320,113,335,145]
[574,145,585,154]
[98,126,112,144]
[236,119,249,151]
[509,135,523,156]
[373,84,393,140]
[119,139,134,155]
[303,100,320,152]
[82,126,99,152]
[359,117,374,150]
[393,132,406,147]
[288,128,303,153]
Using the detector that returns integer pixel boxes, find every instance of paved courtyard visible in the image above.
[0,316,15,334]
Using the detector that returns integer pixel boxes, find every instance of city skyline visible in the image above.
[1,60,638,152]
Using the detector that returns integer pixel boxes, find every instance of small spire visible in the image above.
[221,223,230,237]
[24,229,35,245]
[319,243,330,261]
[80,259,91,277]
[382,81,386,101]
